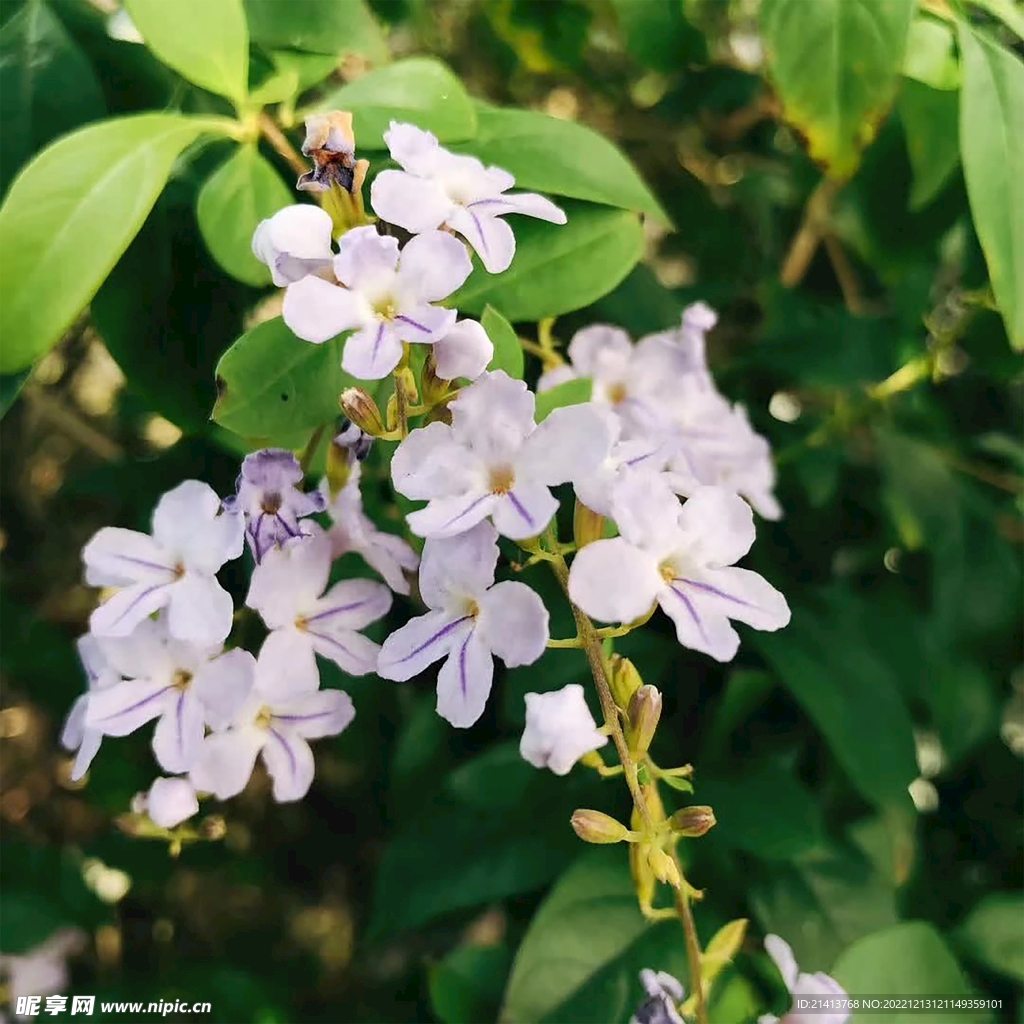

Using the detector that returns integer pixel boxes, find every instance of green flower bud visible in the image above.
[571,808,630,844]
[628,685,662,756]
[609,654,643,710]
[647,847,682,888]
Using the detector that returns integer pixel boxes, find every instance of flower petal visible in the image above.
[477,191,566,223]
[82,527,176,587]
[190,727,264,799]
[152,691,207,773]
[146,777,199,828]
[255,628,319,696]
[70,730,103,782]
[478,580,548,667]
[390,421,471,500]
[190,648,256,730]
[447,206,516,274]
[261,726,315,802]
[436,628,494,728]
[657,582,740,662]
[342,321,405,379]
[307,578,392,631]
[764,935,800,991]
[567,537,662,624]
[85,677,175,737]
[89,581,172,638]
[166,574,235,646]
[419,520,499,608]
[491,484,558,540]
[394,302,456,345]
[283,275,367,344]
[151,480,243,572]
[61,694,89,752]
[449,370,537,445]
[567,325,633,376]
[517,404,613,485]
[333,226,399,291]
[356,528,419,595]
[675,486,756,567]
[273,689,355,740]
[609,471,684,557]
[396,230,473,302]
[406,489,497,539]
[433,319,494,381]
[673,567,790,632]
[383,121,441,175]
[371,168,452,233]
[378,610,472,681]
[246,527,333,627]
[308,627,381,677]
[252,204,335,287]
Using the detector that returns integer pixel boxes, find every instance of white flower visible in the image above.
[432,318,494,381]
[392,370,612,540]
[371,122,567,274]
[630,969,685,1024]
[377,522,548,728]
[569,475,789,662]
[0,929,85,1019]
[138,777,199,829]
[61,635,118,781]
[520,684,607,775]
[82,480,243,645]
[319,464,419,595]
[245,525,391,687]
[223,448,326,562]
[252,204,335,287]
[190,645,355,803]
[759,934,849,1024]
[84,617,256,774]
[282,225,472,379]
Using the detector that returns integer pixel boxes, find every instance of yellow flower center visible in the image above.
[372,297,398,321]
[172,670,193,691]
[607,382,628,404]
[255,705,274,729]
[488,465,516,494]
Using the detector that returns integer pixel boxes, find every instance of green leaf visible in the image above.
[213,316,354,445]
[0,112,222,374]
[196,145,293,285]
[958,24,1024,349]
[124,0,248,104]
[429,943,512,1024]
[752,593,917,807]
[0,0,106,197]
[0,368,30,418]
[750,843,899,973]
[452,104,668,222]
[243,0,386,62]
[833,923,982,1022]
[501,848,688,1023]
[534,378,593,422]
[450,202,644,322]
[954,893,1024,982]
[481,304,524,379]
[316,57,476,146]
[902,16,960,90]
[659,774,695,794]
[899,79,960,211]
[760,0,916,179]
[611,0,706,72]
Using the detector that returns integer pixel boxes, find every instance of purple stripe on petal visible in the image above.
[102,582,170,631]
[675,577,755,608]
[396,615,470,664]
[306,630,357,661]
[303,599,375,625]
[395,314,430,334]
[468,209,489,256]
[440,493,491,531]
[624,449,660,468]
[268,726,296,777]
[506,491,535,527]
[466,198,504,208]
[95,684,174,725]
[457,631,472,697]
[107,554,176,576]
[275,711,334,725]
[372,321,385,363]
[669,585,709,645]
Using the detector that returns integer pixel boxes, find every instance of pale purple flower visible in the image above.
[371,122,567,274]
[377,522,548,727]
[82,480,243,645]
[432,318,494,381]
[319,464,419,595]
[0,929,85,1020]
[84,618,256,774]
[569,475,789,662]
[760,935,849,1024]
[61,635,118,781]
[190,645,355,803]
[245,525,391,687]
[520,684,607,775]
[391,370,612,540]
[282,225,472,379]
[334,420,374,461]
[223,448,326,562]
[138,777,199,829]
[252,204,335,286]
[630,970,685,1024]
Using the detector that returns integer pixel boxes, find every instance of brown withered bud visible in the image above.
[297,111,368,195]
[340,387,385,437]
[669,805,716,838]
[571,809,631,844]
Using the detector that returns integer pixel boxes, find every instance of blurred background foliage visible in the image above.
[0,0,1021,1021]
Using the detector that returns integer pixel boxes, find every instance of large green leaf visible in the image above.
[958,24,1024,349]
[954,893,1024,982]
[611,0,706,73]
[243,0,386,62]
[481,304,523,379]
[902,16,959,90]
[450,201,644,322]
[760,0,916,179]
[315,58,477,146]
[752,592,917,807]
[833,923,982,1023]
[501,848,688,1024]
[898,79,960,211]
[196,144,293,285]
[0,112,224,374]
[124,0,248,104]
[534,378,592,422]
[452,104,668,222]
[429,943,512,1024]
[212,316,352,446]
[0,0,106,197]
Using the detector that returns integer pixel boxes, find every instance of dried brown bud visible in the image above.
[628,685,662,756]
[340,387,385,437]
[298,111,364,194]
[669,805,716,838]
[571,808,630,844]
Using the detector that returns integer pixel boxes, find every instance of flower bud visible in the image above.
[647,847,682,889]
[571,808,630,844]
[198,815,227,842]
[628,685,662,756]
[573,499,605,550]
[609,654,643,710]
[421,350,447,405]
[669,805,716,838]
[298,111,365,195]
[340,387,385,437]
